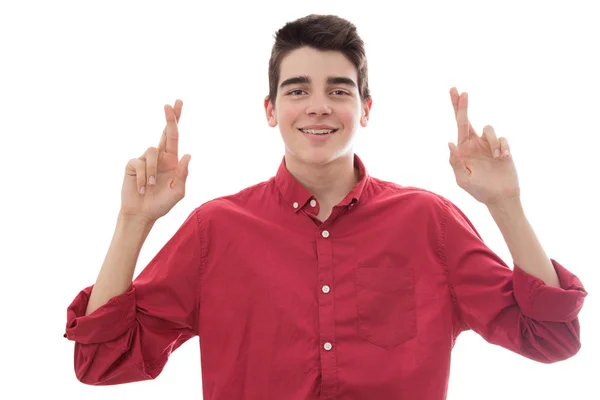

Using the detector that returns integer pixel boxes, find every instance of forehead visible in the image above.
[279,47,358,83]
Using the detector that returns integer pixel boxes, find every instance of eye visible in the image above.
[331,90,349,96]
[288,89,306,96]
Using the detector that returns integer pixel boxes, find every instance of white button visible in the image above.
[321,230,330,238]
[310,199,317,207]
[324,342,332,351]
[293,202,299,208]
[322,285,330,293]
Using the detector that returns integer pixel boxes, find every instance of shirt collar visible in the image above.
[274,153,370,213]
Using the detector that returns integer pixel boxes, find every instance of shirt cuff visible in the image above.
[513,258,588,322]
[64,284,136,344]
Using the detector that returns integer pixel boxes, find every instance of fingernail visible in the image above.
[139,186,145,194]
[149,176,155,185]
[503,149,510,156]
[494,149,500,158]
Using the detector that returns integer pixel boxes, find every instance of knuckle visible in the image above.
[146,146,158,156]
[127,158,141,171]
[146,147,158,160]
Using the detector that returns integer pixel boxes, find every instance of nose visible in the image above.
[305,94,332,116]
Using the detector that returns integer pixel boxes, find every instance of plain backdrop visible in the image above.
[1,0,598,399]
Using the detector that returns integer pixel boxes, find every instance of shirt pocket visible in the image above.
[354,264,417,349]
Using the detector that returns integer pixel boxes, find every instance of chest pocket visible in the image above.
[354,264,417,349]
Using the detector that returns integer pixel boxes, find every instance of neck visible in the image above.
[284,152,359,206]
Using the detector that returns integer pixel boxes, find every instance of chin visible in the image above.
[297,150,343,166]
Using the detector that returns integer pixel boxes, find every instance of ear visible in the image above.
[264,96,277,128]
[360,97,373,128]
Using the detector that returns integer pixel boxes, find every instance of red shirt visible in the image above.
[65,153,587,400]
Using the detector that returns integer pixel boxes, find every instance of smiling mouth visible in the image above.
[298,128,339,135]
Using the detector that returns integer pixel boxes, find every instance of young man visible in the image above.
[64,14,587,400]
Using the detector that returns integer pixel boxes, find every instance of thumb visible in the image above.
[447,142,467,176]
[173,154,191,188]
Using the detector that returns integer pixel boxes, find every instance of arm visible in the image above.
[438,197,588,363]
[64,209,203,385]
[86,213,155,315]
[487,197,560,288]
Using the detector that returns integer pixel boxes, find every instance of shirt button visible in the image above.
[310,199,317,207]
[321,230,330,238]
[322,285,330,293]
[293,202,299,208]
[324,342,332,351]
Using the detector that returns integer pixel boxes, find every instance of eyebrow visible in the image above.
[279,76,357,89]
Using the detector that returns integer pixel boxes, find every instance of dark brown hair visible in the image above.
[267,14,370,106]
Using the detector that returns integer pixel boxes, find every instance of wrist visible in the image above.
[487,196,523,216]
[117,211,156,231]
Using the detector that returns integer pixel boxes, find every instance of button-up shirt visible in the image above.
[64,153,587,399]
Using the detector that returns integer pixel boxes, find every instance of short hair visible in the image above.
[268,14,370,105]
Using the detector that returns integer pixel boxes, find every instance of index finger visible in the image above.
[455,91,470,144]
[450,88,477,139]
[163,104,180,156]
[159,100,183,154]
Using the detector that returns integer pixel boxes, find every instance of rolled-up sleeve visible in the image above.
[64,283,136,344]
[438,198,588,363]
[64,208,204,385]
[513,260,586,322]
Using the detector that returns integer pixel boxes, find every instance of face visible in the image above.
[264,46,372,166]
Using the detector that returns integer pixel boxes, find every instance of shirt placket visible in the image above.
[316,224,338,399]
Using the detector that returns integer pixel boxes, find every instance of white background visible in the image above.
[1,0,598,399]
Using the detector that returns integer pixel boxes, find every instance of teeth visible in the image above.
[301,129,335,135]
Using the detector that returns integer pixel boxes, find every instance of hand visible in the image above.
[447,88,520,206]
[120,100,192,222]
